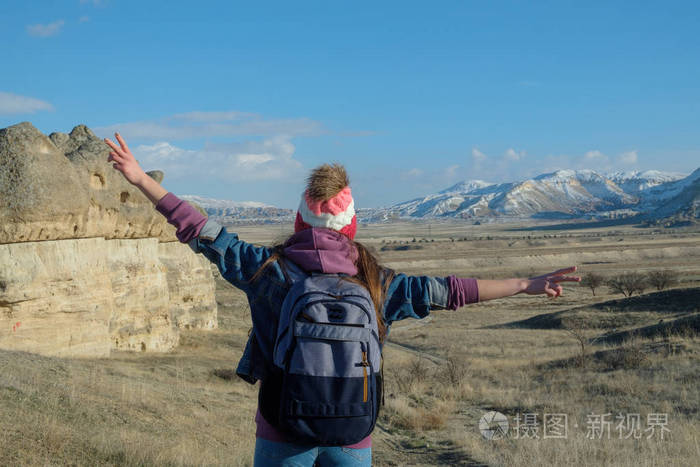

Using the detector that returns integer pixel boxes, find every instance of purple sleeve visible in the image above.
[446,276,479,310]
[155,192,208,243]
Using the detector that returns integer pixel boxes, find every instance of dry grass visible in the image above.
[380,354,470,434]
[383,289,699,466]
[0,342,259,466]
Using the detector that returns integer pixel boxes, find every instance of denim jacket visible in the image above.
[189,220,450,384]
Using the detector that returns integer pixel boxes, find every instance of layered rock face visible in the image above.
[0,122,218,357]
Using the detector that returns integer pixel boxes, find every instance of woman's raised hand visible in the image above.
[104,133,146,186]
[523,266,581,298]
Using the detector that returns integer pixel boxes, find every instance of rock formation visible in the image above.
[0,122,179,243]
[0,122,218,357]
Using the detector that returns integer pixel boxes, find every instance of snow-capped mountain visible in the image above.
[644,168,700,221]
[498,169,636,216]
[181,168,698,224]
[376,169,641,219]
[181,195,294,223]
[363,168,698,221]
[181,195,273,210]
[608,170,686,193]
[438,180,494,194]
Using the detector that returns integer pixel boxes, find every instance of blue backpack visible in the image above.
[266,261,383,446]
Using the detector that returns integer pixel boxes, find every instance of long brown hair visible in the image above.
[250,163,393,343]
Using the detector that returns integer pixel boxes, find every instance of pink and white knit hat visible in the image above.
[294,186,357,240]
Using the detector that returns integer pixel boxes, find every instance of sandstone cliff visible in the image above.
[0,122,218,357]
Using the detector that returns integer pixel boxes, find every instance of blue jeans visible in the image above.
[253,437,372,467]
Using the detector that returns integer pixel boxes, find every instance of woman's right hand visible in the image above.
[104,133,146,186]
[523,266,581,298]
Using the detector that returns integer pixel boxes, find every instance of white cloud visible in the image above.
[133,142,180,162]
[432,145,643,186]
[236,154,275,167]
[464,146,530,182]
[471,148,487,162]
[577,149,638,170]
[98,110,320,185]
[133,135,303,182]
[542,148,642,173]
[79,16,90,23]
[94,111,323,141]
[583,150,607,161]
[581,150,610,169]
[26,20,65,38]
[0,92,54,114]
[401,168,424,179]
[444,164,460,179]
[618,150,638,165]
[504,148,525,161]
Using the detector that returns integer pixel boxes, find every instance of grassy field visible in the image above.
[1,220,698,466]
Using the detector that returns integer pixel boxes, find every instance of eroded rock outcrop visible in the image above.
[0,122,178,243]
[0,122,218,357]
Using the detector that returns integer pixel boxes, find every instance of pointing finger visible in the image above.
[104,138,124,156]
[551,275,581,283]
[553,266,577,275]
[115,133,130,154]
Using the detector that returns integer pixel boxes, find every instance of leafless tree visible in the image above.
[646,270,679,291]
[606,272,647,297]
[562,320,603,369]
[580,271,605,296]
[437,354,469,385]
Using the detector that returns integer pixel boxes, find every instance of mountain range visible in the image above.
[184,168,700,224]
[180,195,294,223]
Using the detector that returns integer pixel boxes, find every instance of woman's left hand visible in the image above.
[523,266,581,298]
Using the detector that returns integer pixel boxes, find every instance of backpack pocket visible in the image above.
[278,321,375,445]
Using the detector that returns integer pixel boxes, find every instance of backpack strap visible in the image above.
[380,353,385,407]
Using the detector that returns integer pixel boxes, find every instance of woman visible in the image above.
[105,133,580,466]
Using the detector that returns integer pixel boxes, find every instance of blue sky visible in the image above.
[1,1,698,208]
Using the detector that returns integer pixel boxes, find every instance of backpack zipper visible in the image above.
[298,313,366,328]
[360,345,370,403]
[362,352,368,402]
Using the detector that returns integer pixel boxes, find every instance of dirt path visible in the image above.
[377,337,488,466]
[372,420,487,467]
[383,340,445,365]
